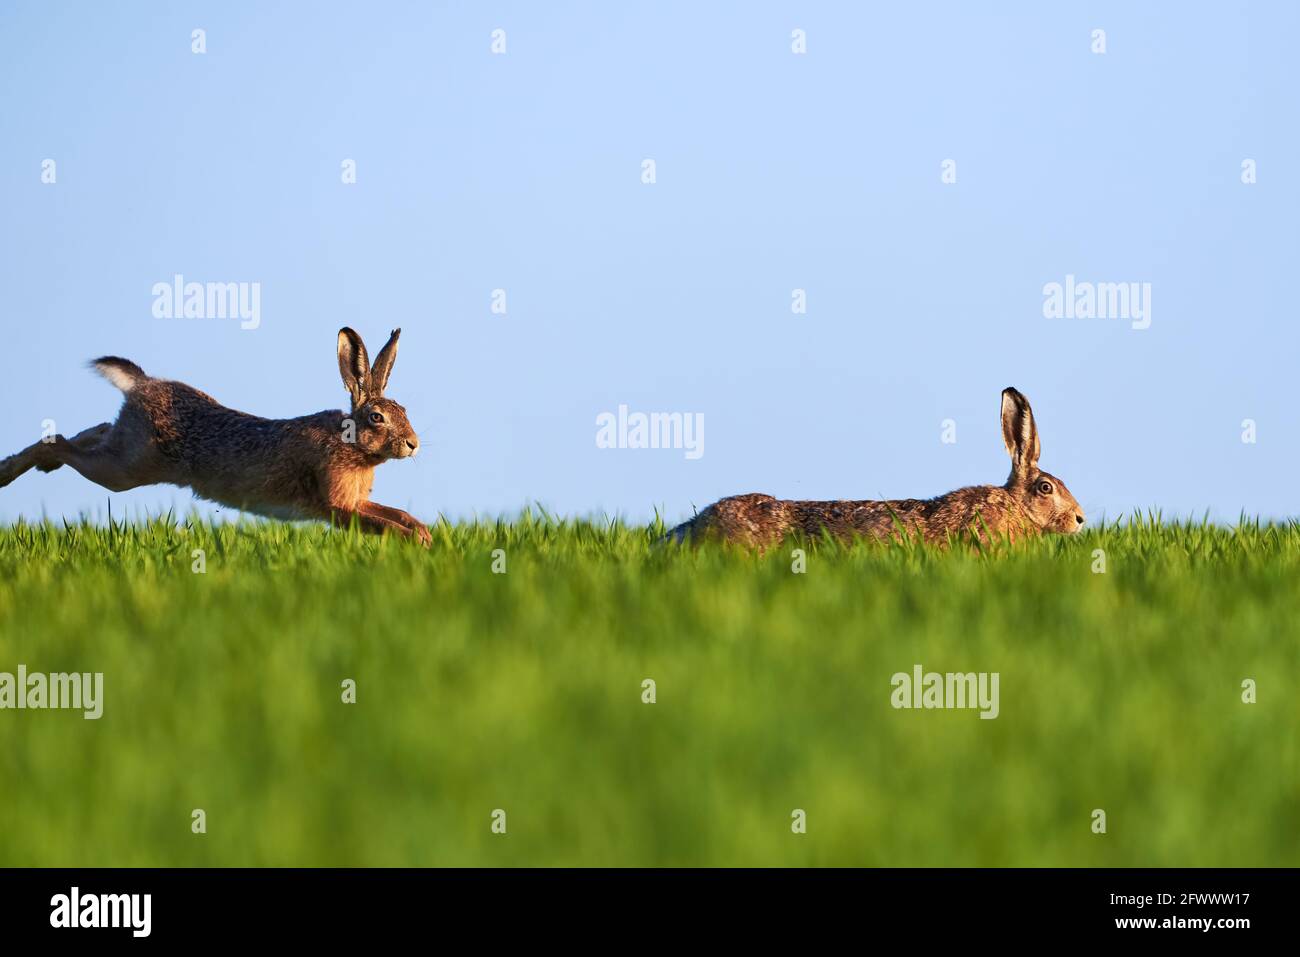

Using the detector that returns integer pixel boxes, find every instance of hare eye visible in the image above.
[368,411,384,424]
[1037,480,1053,495]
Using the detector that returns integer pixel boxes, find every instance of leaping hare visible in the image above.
[0,327,432,545]
[669,387,1084,548]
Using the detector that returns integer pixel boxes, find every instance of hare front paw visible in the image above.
[409,521,432,547]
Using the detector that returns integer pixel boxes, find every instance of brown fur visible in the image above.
[0,328,431,545]
[669,387,1084,549]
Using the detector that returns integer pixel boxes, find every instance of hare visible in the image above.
[0,327,432,545]
[668,387,1083,548]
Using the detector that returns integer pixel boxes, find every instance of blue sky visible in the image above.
[1,1,1297,525]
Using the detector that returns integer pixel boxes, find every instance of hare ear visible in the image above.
[1000,387,1040,478]
[337,327,372,408]
[369,328,400,397]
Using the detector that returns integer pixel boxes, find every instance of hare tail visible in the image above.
[91,357,147,392]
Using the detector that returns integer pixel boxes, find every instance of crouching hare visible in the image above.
[669,387,1084,548]
[0,327,431,545]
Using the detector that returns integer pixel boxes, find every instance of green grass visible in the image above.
[0,512,1296,866]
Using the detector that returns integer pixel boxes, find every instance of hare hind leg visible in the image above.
[33,422,114,472]
[0,447,34,487]
[34,429,150,493]
[0,422,111,487]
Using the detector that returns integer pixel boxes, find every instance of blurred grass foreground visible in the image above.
[0,512,1295,866]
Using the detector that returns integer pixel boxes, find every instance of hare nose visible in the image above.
[1075,514,1085,525]
[406,440,418,451]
